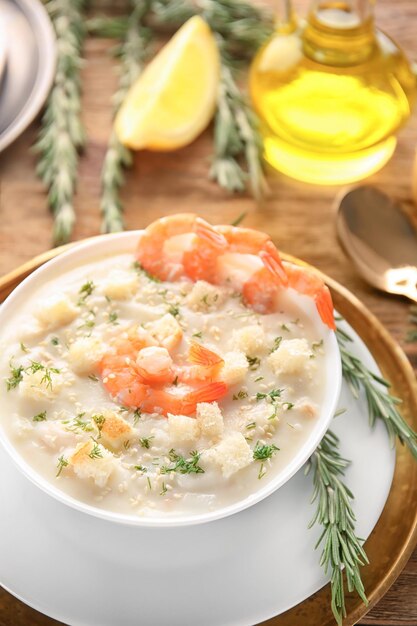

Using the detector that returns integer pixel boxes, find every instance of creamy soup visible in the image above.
[0,254,327,517]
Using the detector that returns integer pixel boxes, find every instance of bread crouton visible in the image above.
[146,314,183,351]
[167,413,200,444]
[204,432,253,478]
[68,337,106,375]
[19,368,64,401]
[35,293,78,329]
[232,325,266,356]
[186,281,224,311]
[95,411,133,450]
[196,402,224,440]
[268,338,311,376]
[219,351,249,385]
[68,440,115,487]
[102,270,139,300]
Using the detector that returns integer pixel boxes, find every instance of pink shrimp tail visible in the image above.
[195,218,227,249]
[260,241,288,286]
[188,343,224,367]
[181,382,228,415]
[315,286,336,330]
[283,262,336,331]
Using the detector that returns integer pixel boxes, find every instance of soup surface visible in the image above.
[0,254,327,517]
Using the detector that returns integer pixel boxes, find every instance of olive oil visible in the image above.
[249,1,416,185]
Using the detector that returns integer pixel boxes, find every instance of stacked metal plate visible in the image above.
[0,0,55,152]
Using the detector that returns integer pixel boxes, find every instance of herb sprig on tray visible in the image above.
[98,0,154,234]
[34,0,87,245]
[405,305,417,343]
[336,324,417,459]
[306,430,369,625]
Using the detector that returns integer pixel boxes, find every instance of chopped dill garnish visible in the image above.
[282,402,294,411]
[78,313,95,335]
[312,339,324,351]
[33,411,47,422]
[56,455,68,477]
[139,436,154,449]
[253,441,279,461]
[160,482,168,496]
[246,355,261,371]
[246,422,256,430]
[65,412,93,433]
[192,331,203,339]
[133,261,161,283]
[108,311,119,325]
[92,414,106,437]
[6,361,60,391]
[123,440,131,450]
[168,304,180,318]
[20,342,29,353]
[134,465,147,473]
[269,336,282,353]
[254,376,264,382]
[6,364,24,390]
[51,337,60,346]
[281,323,290,332]
[256,388,283,402]
[258,463,266,479]
[132,408,142,425]
[161,449,204,475]
[147,477,152,490]
[78,280,95,304]
[88,443,103,459]
[233,390,248,401]
[88,374,99,382]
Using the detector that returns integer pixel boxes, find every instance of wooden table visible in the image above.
[0,0,416,624]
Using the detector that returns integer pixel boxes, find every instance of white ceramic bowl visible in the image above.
[0,232,342,527]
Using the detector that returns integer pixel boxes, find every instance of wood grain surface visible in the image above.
[0,0,416,624]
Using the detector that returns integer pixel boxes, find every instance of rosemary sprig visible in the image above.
[405,305,417,342]
[336,324,417,459]
[306,430,369,625]
[100,0,154,234]
[210,55,267,199]
[34,0,87,245]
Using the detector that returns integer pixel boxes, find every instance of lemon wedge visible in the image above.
[115,16,220,151]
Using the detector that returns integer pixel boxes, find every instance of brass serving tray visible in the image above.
[0,242,416,626]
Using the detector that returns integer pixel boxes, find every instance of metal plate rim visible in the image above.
[0,0,56,153]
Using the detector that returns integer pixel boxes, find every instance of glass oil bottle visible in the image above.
[249,0,417,185]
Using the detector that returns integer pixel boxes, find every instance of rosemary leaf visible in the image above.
[336,325,417,459]
[34,0,87,245]
[100,0,154,234]
[405,305,417,343]
[305,430,369,625]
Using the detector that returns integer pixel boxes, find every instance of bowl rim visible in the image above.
[0,231,342,527]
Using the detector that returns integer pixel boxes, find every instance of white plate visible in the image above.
[0,320,395,626]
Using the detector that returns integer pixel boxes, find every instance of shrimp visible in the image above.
[136,346,176,384]
[175,343,224,383]
[261,261,334,330]
[143,382,228,417]
[242,266,280,314]
[100,329,228,415]
[136,214,225,282]
[99,358,149,408]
